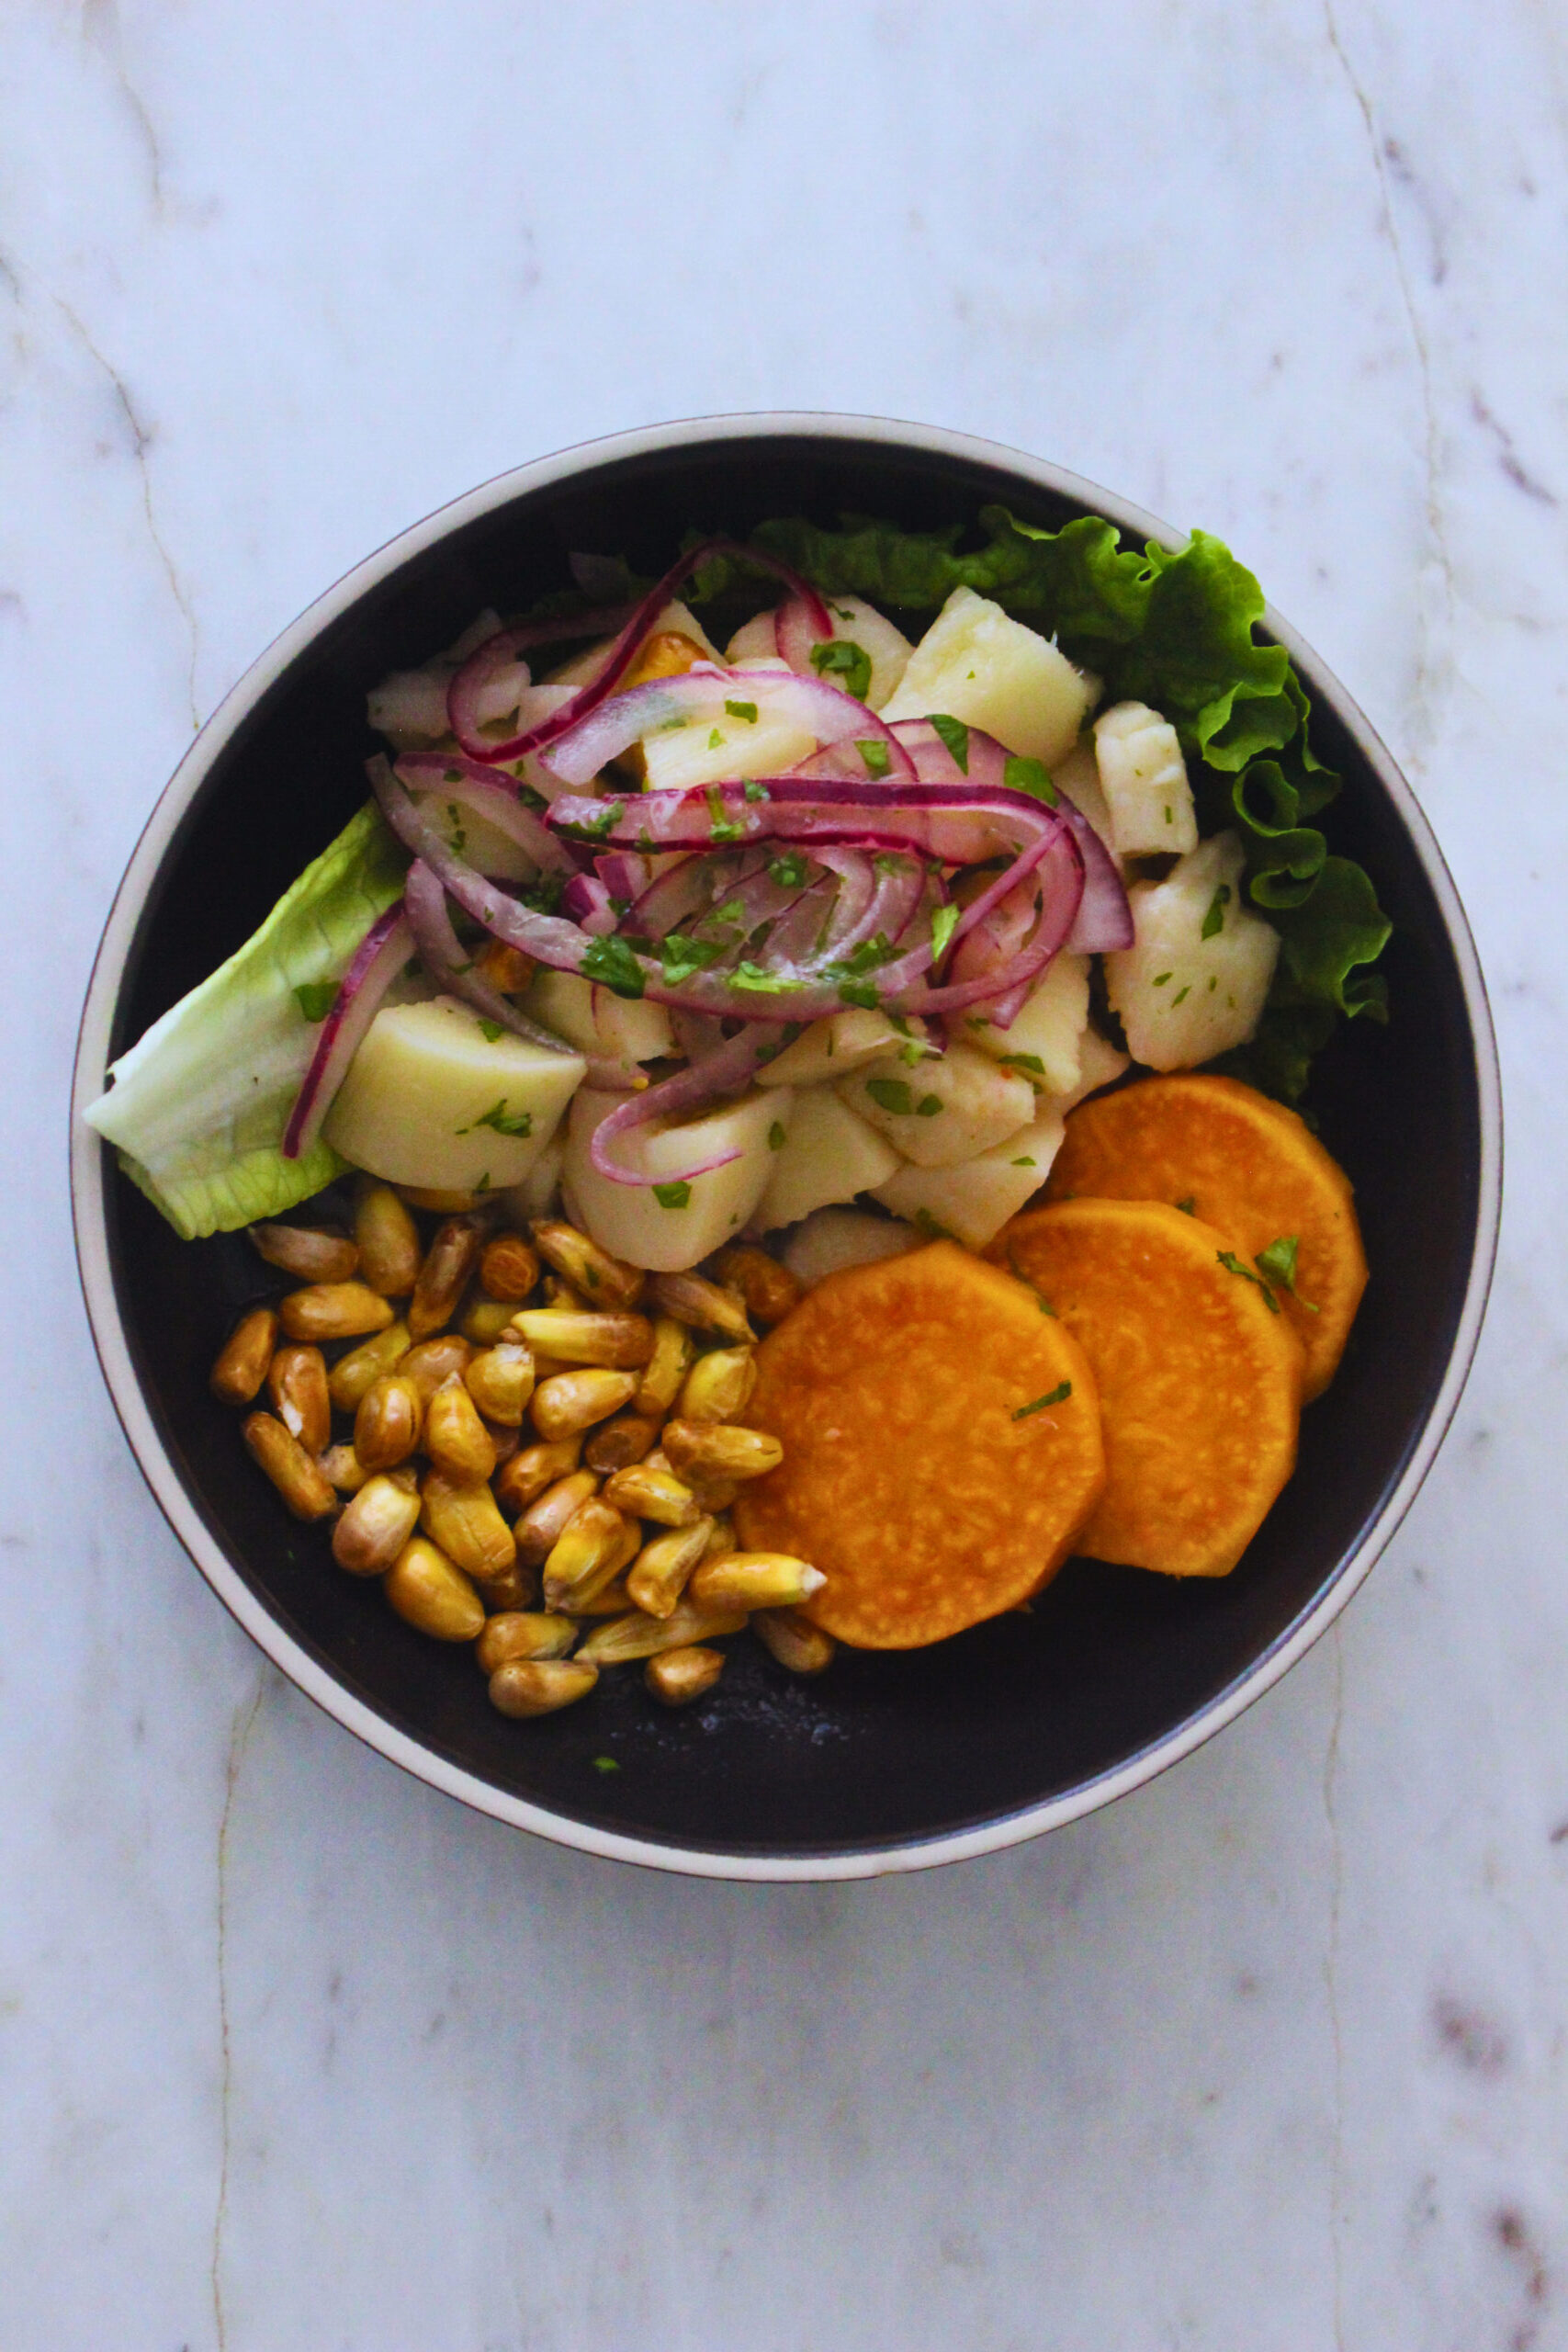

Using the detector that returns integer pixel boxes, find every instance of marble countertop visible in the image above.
[5,4,1565,2345]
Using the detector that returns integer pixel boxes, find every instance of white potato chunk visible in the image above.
[838,1039,1035,1169]
[752,1087,901,1231]
[725,611,778,663]
[410,790,536,885]
[323,997,584,1193]
[1050,737,1118,859]
[544,599,720,689]
[563,1087,788,1272]
[780,1207,921,1289]
[965,953,1089,1098]
[755,1007,935,1089]
[523,968,673,1065]
[639,694,817,794]
[1105,831,1280,1071]
[726,596,912,710]
[880,586,1100,767]
[1053,1024,1130,1114]
[1093,701,1198,857]
[871,1105,1066,1250]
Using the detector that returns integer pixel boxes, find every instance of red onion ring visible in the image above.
[446,540,833,765]
[588,1026,767,1186]
[395,752,575,873]
[281,904,412,1160]
[561,874,618,935]
[540,662,912,790]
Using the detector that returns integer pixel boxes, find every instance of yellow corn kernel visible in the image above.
[278,1282,395,1344]
[661,1419,783,1486]
[333,1473,423,1577]
[242,1412,337,1521]
[531,1367,638,1442]
[600,1458,701,1528]
[420,1468,517,1584]
[514,1468,602,1566]
[478,1230,540,1302]
[423,1373,498,1483]
[648,1271,754,1345]
[689,1553,825,1611]
[319,1442,368,1496]
[751,1607,836,1677]
[542,1498,636,1612]
[353,1182,422,1295]
[574,1597,747,1666]
[461,1296,519,1346]
[645,1645,726,1708]
[530,1218,645,1311]
[582,1413,662,1474]
[249,1222,358,1283]
[210,1306,279,1405]
[409,1216,483,1339]
[354,1372,423,1472]
[327,1319,411,1412]
[509,1309,654,1369]
[385,1536,486,1641]
[488,1657,598,1718]
[710,1245,802,1328]
[399,1333,474,1406]
[634,1315,695,1417]
[626,1518,714,1620]
[472,939,537,996]
[495,1438,583,1517]
[675,1346,757,1426]
[476,1611,578,1673]
[463,1340,536,1427]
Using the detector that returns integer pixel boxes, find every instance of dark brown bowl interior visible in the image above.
[96,430,1485,1861]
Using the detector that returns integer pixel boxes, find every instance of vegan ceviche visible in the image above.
[86,508,1390,1721]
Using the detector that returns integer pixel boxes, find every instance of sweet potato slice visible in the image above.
[991,1200,1303,1577]
[733,1240,1104,1648]
[1044,1073,1366,1400]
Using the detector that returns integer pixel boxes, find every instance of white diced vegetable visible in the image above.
[754,1007,934,1090]
[1093,701,1198,857]
[562,1087,787,1272]
[726,596,913,710]
[752,1087,901,1231]
[870,1105,1066,1250]
[779,1207,921,1290]
[1050,738,1118,859]
[366,668,453,748]
[966,954,1089,1098]
[838,1040,1035,1169]
[640,695,817,794]
[322,997,585,1193]
[523,968,674,1065]
[880,586,1100,767]
[725,611,778,662]
[1053,1024,1130,1114]
[1105,831,1280,1070]
[410,791,536,885]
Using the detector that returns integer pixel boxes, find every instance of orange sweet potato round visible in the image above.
[990,1199,1303,1577]
[733,1240,1104,1648]
[1044,1073,1366,1400]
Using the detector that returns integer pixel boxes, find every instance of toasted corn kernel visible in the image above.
[645,1645,726,1708]
[461,1296,519,1345]
[488,1657,597,1718]
[409,1217,483,1339]
[540,1272,591,1311]
[487,1420,521,1465]
[463,1339,535,1427]
[571,1573,635,1617]
[333,1473,423,1577]
[278,1282,395,1344]
[509,1309,654,1369]
[479,1230,540,1302]
[210,1307,278,1404]
[354,1373,423,1472]
[701,1513,738,1562]
[353,1182,422,1295]
[476,1611,578,1673]
[574,1597,747,1666]
[249,1222,358,1283]
[648,1271,754,1345]
[690,1553,825,1611]
[396,1182,487,1213]
[495,1439,583,1517]
[661,1420,783,1487]
[327,1319,411,1412]
[473,939,536,996]
[478,1558,538,1611]
[626,1518,714,1620]
[601,1458,701,1528]
[543,1498,636,1612]
[266,1343,331,1456]
[675,1346,757,1426]
[514,1468,601,1566]
[399,1333,475,1406]
[531,1367,638,1442]
[530,1218,645,1311]
[420,1468,516,1584]
[710,1245,802,1328]
[243,1412,336,1521]
[424,1373,498,1482]
[634,1316,695,1416]
[751,1607,836,1676]
[386,1536,486,1641]
[320,1442,369,1495]
[583,1413,662,1473]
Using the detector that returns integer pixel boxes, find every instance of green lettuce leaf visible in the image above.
[85,802,408,1238]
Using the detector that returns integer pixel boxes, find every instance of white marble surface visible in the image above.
[3,3,1565,2344]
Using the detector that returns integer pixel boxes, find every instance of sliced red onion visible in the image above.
[395,752,574,873]
[447,540,832,765]
[589,1027,766,1186]
[445,605,635,760]
[541,662,912,789]
[281,904,412,1160]
[549,775,1064,871]
[889,718,1132,952]
[562,873,618,935]
[774,593,821,674]
[593,850,652,905]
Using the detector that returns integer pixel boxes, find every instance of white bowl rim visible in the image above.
[71,410,1503,1883]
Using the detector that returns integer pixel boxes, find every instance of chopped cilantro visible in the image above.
[865,1077,914,1114]
[659,933,725,986]
[742,779,770,803]
[915,1093,942,1117]
[1255,1233,1319,1310]
[724,698,758,723]
[576,798,626,842]
[1010,1156,1037,1168]
[1175,1195,1197,1215]
[293,981,336,1023]
[911,1208,953,1240]
[769,850,808,888]
[858,738,893,780]
[1003,754,1056,805]
[653,1182,692,1209]
[705,786,744,843]
[810,638,873,702]
[479,1018,504,1042]
[767,1120,786,1150]
[1217,1250,1280,1312]
[707,727,723,750]
[1153,971,1173,987]
[457,1099,533,1138]
[580,934,646,999]
[1013,1381,1071,1419]
[475,1170,491,1193]
[998,1051,1045,1075]
[591,1755,620,1774]
[731,961,804,993]
[931,902,960,961]
[929,712,970,773]
[1172,985,1190,1005]
[446,803,468,854]
[1201,882,1233,941]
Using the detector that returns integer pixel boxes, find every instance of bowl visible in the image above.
[71,414,1502,1881]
